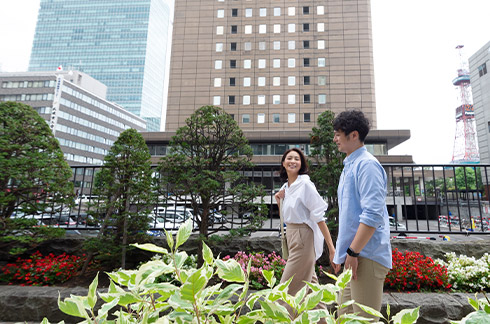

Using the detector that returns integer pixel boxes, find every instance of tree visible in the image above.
[0,101,74,219]
[308,110,345,235]
[0,101,73,255]
[82,128,154,271]
[455,167,482,191]
[157,105,267,265]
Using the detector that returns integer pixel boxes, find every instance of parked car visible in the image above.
[153,206,193,221]
[388,216,406,231]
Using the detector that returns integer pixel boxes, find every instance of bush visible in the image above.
[0,251,84,286]
[223,251,286,289]
[385,248,451,292]
[436,252,490,292]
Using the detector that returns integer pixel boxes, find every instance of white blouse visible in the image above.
[281,174,328,260]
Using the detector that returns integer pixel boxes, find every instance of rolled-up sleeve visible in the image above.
[357,160,387,228]
[304,182,328,223]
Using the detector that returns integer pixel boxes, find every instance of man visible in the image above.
[332,110,392,319]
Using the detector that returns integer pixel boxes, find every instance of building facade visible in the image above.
[469,41,490,165]
[166,0,377,132]
[28,0,172,131]
[0,71,146,165]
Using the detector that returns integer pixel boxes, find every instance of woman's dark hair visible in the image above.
[279,148,309,181]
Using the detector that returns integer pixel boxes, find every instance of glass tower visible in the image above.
[29,0,171,131]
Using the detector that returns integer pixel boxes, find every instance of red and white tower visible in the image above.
[451,45,479,163]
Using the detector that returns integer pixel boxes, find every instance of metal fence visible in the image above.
[18,163,490,236]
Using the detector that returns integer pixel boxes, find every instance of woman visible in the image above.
[275,148,339,320]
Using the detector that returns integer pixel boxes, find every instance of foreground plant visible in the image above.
[42,220,420,323]
[450,293,490,323]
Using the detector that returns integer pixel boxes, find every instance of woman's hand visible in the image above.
[275,189,285,204]
[330,254,340,274]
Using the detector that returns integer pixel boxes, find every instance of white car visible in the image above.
[388,216,406,231]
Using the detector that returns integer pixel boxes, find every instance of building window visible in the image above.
[243,77,251,86]
[232,8,238,17]
[317,5,325,15]
[273,41,281,50]
[258,59,266,68]
[273,59,281,68]
[259,24,266,34]
[228,95,235,104]
[245,8,252,17]
[229,77,236,86]
[274,7,281,16]
[303,94,311,103]
[303,40,310,49]
[244,59,251,69]
[259,41,266,50]
[273,76,280,86]
[304,113,311,122]
[231,25,238,34]
[242,114,250,123]
[243,95,251,105]
[258,113,265,124]
[288,7,295,16]
[303,6,309,14]
[273,95,280,104]
[288,113,296,123]
[288,58,295,68]
[304,76,310,85]
[213,96,221,105]
[216,43,223,52]
[479,63,487,77]
[274,24,281,33]
[258,77,266,86]
[216,26,224,35]
[273,113,280,123]
[245,25,252,34]
[215,60,222,69]
[317,23,325,32]
[230,60,237,68]
[318,57,326,67]
[288,94,295,104]
[244,42,252,51]
[260,8,267,16]
[258,95,266,105]
[318,94,326,104]
[318,40,325,49]
[318,76,326,85]
[288,40,295,50]
[230,42,237,51]
[214,78,222,87]
[288,24,295,33]
[304,58,310,67]
[217,9,224,18]
[230,114,234,120]
[288,76,296,86]
[303,23,310,32]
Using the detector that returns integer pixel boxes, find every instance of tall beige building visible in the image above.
[166,0,376,132]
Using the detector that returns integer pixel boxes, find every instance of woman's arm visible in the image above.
[318,221,340,273]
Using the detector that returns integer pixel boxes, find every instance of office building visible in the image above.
[161,0,410,164]
[469,41,490,165]
[0,71,146,165]
[28,0,172,131]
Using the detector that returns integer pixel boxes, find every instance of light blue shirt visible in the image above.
[333,146,392,269]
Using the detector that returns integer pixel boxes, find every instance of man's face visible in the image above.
[333,130,353,154]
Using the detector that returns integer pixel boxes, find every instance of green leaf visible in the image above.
[464,310,490,324]
[302,290,323,312]
[258,300,290,321]
[212,283,242,306]
[132,243,168,255]
[262,269,276,288]
[386,303,391,318]
[336,269,352,290]
[165,229,174,251]
[174,251,189,269]
[87,272,98,309]
[356,303,383,319]
[180,266,212,302]
[215,259,246,282]
[468,296,480,311]
[57,293,90,319]
[392,307,420,324]
[175,219,193,249]
[202,241,214,265]
[97,296,120,319]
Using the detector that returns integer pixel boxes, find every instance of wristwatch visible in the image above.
[346,247,359,257]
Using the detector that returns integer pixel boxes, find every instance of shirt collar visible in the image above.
[343,146,366,165]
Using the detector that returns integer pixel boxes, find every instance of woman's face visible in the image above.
[282,150,302,175]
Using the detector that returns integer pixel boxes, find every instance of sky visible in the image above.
[1,0,490,164]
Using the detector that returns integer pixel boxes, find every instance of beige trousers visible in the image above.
[280,223,327,323]
[338,256,389,320]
